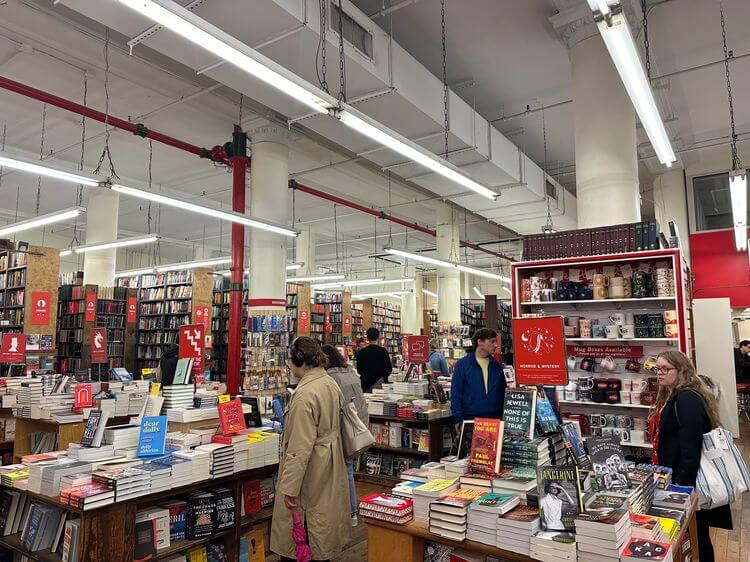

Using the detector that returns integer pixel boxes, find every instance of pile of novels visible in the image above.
[390,381,429,396]
[466,492,519,546]
[166,431,202,450]
[111,386,146,416]
[391,480,421,499]
[628,466,658,512]
[196,443,234,478]
[411,478,459,523]
[441,456,469,478]
[166,406,219,423]
[428,488,485,542]
[193,393,219,409]
[0,466,29,488]
[68,443,116,462]
[138,462,172,493]
[162,385,195,410]
[92,466,151,501]
[60,481,114,510]
[358,493,414,525]
[154,456,193,488]
[102,424,140,450]
[502,436,552,470]
[174,449,211,482]
[366,398,397,416]
[27,458,93,496]
[491,467,538,500]
[575,508,631,562]
[497,505,540,555]
[530,531,577,562]
[652,489,692,512]
[629,513,668,542]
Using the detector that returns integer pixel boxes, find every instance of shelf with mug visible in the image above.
[520,296,676,306]
[558,399,653,410]
[566,337,678,343]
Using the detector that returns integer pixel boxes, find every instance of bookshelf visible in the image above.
[351,302,364,341]
[210,276,249,381]
[460,299,485,333]
[243,312,292,413]
[370,299,401,356]
[312,291,352,346]
[484,295,512,359]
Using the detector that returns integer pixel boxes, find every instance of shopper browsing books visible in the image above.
[321,344,368,526]
[428,339,449,376]
[649,350,732,562]
[356,327,392,392]
[156,343,179,385]
[450,328,506,427]
[270,337,351,562]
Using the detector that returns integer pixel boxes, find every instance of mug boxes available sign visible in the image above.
[218,398,247,435]
[567,345,643,359]
[513,316,568,385]
[0,333,25,363]
[502,389,537,439]
[137,415,168,457]
[30,291,51,326]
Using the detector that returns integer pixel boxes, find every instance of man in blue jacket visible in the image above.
[450,328,506,429]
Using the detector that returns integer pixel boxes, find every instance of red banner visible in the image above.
[179,324,204,374]
[127,296,137,324]
[90,328,108,364]
[30,291,51,326]
[324,309,331,332]
[343,315,351,336]
[0,333,25,363]
[404,335,430,363]
[298,310,309,335]
[74,383,93,411]
[566,344,644,358]
[513,316,569,385]
[247,298,286,308]
[85,293,97,322]
[194,305,211,348]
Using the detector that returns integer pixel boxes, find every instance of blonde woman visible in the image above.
[648,351,731,562]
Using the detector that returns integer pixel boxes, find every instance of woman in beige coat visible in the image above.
[270,337,351,561]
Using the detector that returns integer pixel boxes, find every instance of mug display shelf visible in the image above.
[566,337,679,343]
[558,399,653,410]
[520,296,676,306]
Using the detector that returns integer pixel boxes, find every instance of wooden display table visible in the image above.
[365,506,699,562]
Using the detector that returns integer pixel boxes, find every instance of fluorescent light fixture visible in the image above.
[114,267,157,278]
[730,170,747,251]
[114,0,335,114]
[586,0,611,16]
[0,150,99,187]
[422,288,438,298]
[287,274,346,283]
[111,184,298,238]
[213,269,250,277]
[286,263,304,271]
[352,290,413,299]
[501,286,512,295]
[155,257,231,272]
[60,234,159,256]
[591,9,676,166]
[473,286,485,299]
[385,247,511,282]
[0,206,85,237]
[336,109,497,200]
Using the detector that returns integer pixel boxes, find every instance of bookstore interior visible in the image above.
[0,0,748,561]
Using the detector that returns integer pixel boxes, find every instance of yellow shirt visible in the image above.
[476,356,490,393]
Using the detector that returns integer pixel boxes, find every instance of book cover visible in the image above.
[243,529,266,562]
[471,492,518,514]
[503,389,537,438]
[214,487,236,531]
[621,537,672,560]
[468,417,504,475]
[242,480,261,516]
[365,453,382,475]
[80,411,103,448]
[160,500,187,541]
[217,398,247,435]
[172,359,193,385]
[500,505,540,523]
[186,492,216,540]
[133,518,157,562]
[561,423,591,470]
[537,465,583,531]
[137,416,168,457]
[535,391,560,435]
[588,436,630,491]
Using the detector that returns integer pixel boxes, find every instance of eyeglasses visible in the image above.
[655,366,677,374]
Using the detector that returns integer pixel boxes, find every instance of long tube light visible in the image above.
[0,151,99,187]
[422,288,438,298]
[730,170,747,251]
[60,234,159,256]
[287,274,345,283]
[352,290,413,299]
[114,0,497,200]
[589,5,676,166]
[286,263,304,271]
[111,184,298,237]
[473,286,485,299]
[0,207,85,237]
[385,247,511,282]
[156,257,231,272]
[501,286,512,295]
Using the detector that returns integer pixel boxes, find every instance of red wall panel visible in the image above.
[690,228,750,308]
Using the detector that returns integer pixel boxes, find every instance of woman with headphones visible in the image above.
[270,337,351,562]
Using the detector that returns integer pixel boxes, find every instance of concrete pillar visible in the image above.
[653,169,691,262]
[295,225,316,276]
[399,265,418,335]
[248,125,292,310]
[551,2,640,228]
[83,187,119,286]
[414,272,425,335]
[436,203,461,324]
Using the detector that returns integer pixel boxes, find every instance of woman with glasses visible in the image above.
[648,351,731,562]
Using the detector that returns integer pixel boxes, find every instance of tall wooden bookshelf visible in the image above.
[312,291,352,346]
[285,281,311,338]
[210,275,249,381]
[370,299,402,355]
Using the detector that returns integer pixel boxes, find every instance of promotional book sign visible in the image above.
[513,316,568,385]
[468,417,505,475]
[179,324,204,374]
[298,310,309,335]
[137,415,168,457]
[0,333,25,363]
[74,383,93,410]
[343,315,351,336]
[218,398,247,435]
[403,335,430,363]
[30,291,51,325]
[85,292,97,322]
[90,328,108,364]
[127,296,137,323]
[537,465,583,531]
[502,389,537,438]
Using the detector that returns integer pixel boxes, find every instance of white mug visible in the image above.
[621,391,632,404]
[605,325,620,339]
[620,324,635,339]
[600,356,617,371]
[610,313,626,325]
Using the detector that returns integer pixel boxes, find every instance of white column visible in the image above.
[414,272,425,335]
[551,2,640,228]
[653,169,690,262]
[401,265,417,335]
[83,187,119,286]
[294,225,316,276]
[436,203,461,324]
[248,126,292,310]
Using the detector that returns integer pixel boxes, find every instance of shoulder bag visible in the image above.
[335,387,375,459]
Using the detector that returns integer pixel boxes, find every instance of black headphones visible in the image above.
[290,338,305,367]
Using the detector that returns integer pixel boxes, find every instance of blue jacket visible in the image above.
[450,352,506,423]
[428,350,449,376]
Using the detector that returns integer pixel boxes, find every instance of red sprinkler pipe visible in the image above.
[289,180,515,262]
[0,75,229,165]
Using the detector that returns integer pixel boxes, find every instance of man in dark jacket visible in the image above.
[158,343,180,386]
[355,327,392,392]
[450,328,506,428]
[734,340,750,382]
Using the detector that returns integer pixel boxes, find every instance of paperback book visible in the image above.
[537,465,583,531]
[468,417,505,476]
[502,388,537,438]
[588,436,630,491]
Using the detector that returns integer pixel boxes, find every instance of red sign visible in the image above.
[194,305,211,348]
[218,398,247,435]
[247,298,286,308]
[404,335,430,363]
[0,333,26,363]
[179,324,204,374]
[298,310,309,335]
[343,315,351,336]
[566,344,644,358]
[513,316,569,385]
[324,309,331,333]
[90,328,108,364]
[85,293,97,322]
[30,291,51,325]
[127,296,137,324]
[74,383,93,411]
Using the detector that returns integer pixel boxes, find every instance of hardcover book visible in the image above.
[503,389,537,438]
[535,391,560,435]
[217,398,247,435]
[537,465,583,531]
[588,436,630,491]
[561,422,591,470]
[214,487,236,531]
[172,359,193,385]
[242,480,261,516]
[468,417,505,475]
[81,410,109,448]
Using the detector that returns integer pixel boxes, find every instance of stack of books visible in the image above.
[575,509,631,562]
[14,380,44,418]
[497,506,540,556]
[458,472,493,494]
[166,406,219,423]
[629,467,658,512]
[358,493,413,525]
[166,432,202,450]
[173,449,211,482]
[411,478,460,523]
[92,466,151,501]
[59,472,91,490]
[102,424,140,449]
[67,443,117,462]
[444,458,469,478]
[193,394,219,409]
[630,513,667,542]
[0,467,29,489]
[492,467,538,500]
[196,443,234,478]
[652,490,692,511]
[400,467,429,484]
[135,507,171,552]
[162,385,195,410]
[391,480,421,499]
[502,437,551,470]
[27,459,93,497]
[187,427,217,445]
[530,531,577,562]
[60,482,115,510]
[233,439,250,472]
[428,488,486,542]
[621,537,673,562]
[139,463,172,493]
[154,457,193,488]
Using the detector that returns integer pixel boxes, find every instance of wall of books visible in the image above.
[210,275,249,381]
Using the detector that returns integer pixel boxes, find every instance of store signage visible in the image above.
[218,394,231,404]
[298,310,309,335]
[343,315,351,335]
[73,383,93,411]
[0,333,25,363]
[150,383,161,396]
[179,324,204,374]
[85,293,97,322]
[513,316,569,385]
[324,308,332,332]
[218,398,247,435]
[566,344,644,359]
[247,298,286,308]
[127,296,137,324]
[30,291,51,326]
[90,328,108,364]
[194,305,211,349]
[403,335,430,363]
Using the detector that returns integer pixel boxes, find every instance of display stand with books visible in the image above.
[311,291,352,347]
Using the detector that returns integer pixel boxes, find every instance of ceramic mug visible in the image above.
[630,429,646,443]
[564,390,577,401]
[592,324,607,338]
[530,276,543,290]
[632,390,642,404]
[579,319,592,338]
[633,418,648,431]
[605,325,620,339]
[567,356,577,370]
[590,414,607,428]
[611,276,625,288]
[577,376,595,390]
[665,323,679,338]
[623,277,632,298]
[625,359,642,373]
[621,391,632,404]
[615,415,633,429]
[531,289,542,303]
[600,356,617,371]
[610,313,627,325]
[620,324,636,339]
[566,316,582,327]
[610,284,625,299]
[618,429,631,443]
[542,289,555,302]
[580,357,597,372]
[594,285,608,300]
[663,310,678,323]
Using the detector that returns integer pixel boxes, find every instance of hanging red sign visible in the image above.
[324,309,332,333]
[513,316,569,385]
[30,291,51,326]
[90,328,108,364]
[403,335,430,363]
[179,324,204,374]
[298,310,309,335]
[343,315,351,336]
[73,383,93,411]
[127,296,137,324]
[85,293,97,322]
[0,333,26,363]
[566,344,644,359]
[194,305,211,348]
